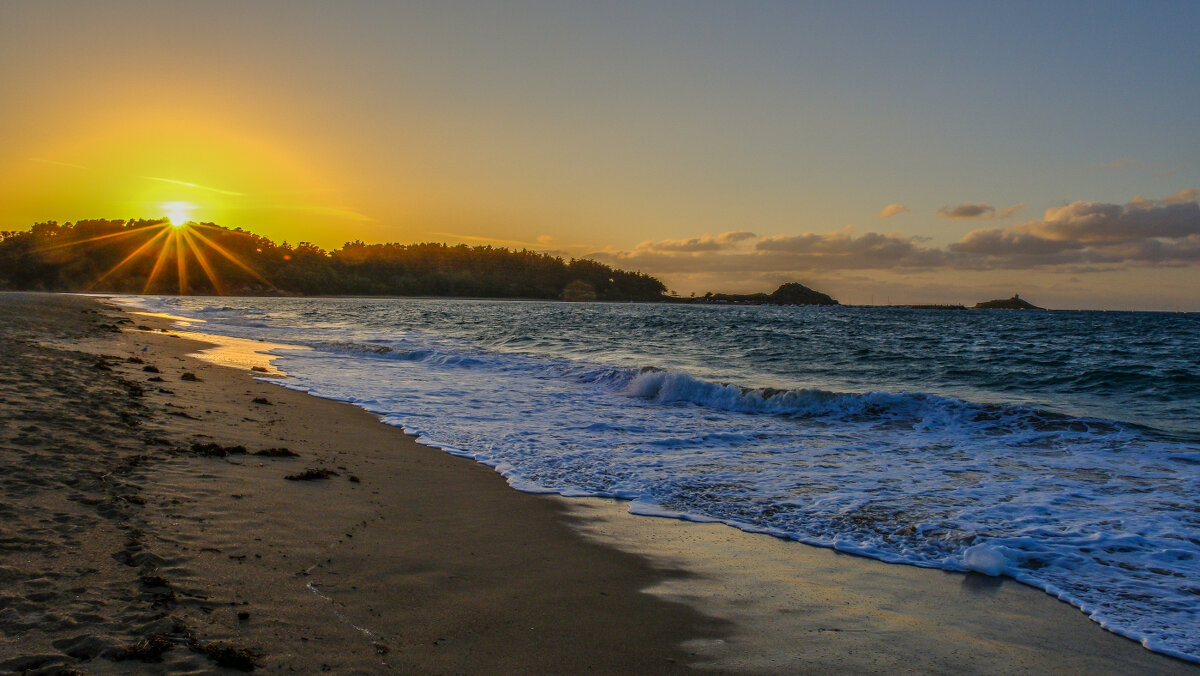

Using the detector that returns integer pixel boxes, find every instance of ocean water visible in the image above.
[116,296,1200,661]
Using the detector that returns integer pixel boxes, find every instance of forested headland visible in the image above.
[0,219,666,301]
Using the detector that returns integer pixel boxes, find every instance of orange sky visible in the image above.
[1,2,1197,310]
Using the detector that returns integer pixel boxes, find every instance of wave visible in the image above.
[308,340,490,368]
[617,369,1149,441]
[295,337,1158,442]
[310,340,397,355]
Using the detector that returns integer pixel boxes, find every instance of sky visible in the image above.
[1,1,1198,310]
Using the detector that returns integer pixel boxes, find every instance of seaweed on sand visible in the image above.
[284,468,339,481]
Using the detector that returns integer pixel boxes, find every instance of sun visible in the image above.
[162,201,196,227]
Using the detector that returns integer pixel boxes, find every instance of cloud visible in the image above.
[635,231,757,253]
[937,203,995,219]
[950,192,1200,267]
[754,228,949,269]
[142,176,244,197]
[536,234,554,244]
[588,191,1200,278]
[1032,199,1198,242]
[1166,188,1199,205]
[716,230,757,244]
[996,203,1026,218]
[635,236,721,253]
[878,203,910,219]
[594,226,946,274]
[29,157,89,170]
[951,228,1078,257]
[936,202,1024,220]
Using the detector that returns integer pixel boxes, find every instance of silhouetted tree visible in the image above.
[0,219,668,301]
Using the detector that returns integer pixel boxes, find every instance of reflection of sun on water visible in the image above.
[162,201,195,227]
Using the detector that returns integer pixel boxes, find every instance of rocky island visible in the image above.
[974,295,1045,310]
[697,282,839,306]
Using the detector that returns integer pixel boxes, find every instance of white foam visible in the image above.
[963,544,1008,576]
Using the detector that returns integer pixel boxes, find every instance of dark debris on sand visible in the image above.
[110,633,177,663]
[191,442,249,457]
[285,468,339,481]
[109,619,261,671]
[190,640,262,671]
[191,442,299,459]
[254,447,298,458]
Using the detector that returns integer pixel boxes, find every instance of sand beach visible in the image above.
[0,292,1194,674]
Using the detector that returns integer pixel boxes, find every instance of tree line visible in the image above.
[0,219,667,301]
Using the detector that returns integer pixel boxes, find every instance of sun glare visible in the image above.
[59,218,274,296]
[162,201,196,227]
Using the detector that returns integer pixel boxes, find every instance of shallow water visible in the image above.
[116,296,1200,662]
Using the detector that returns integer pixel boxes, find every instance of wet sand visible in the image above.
[0,292,1194,674]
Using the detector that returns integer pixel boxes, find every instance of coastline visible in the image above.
[0,292,1194,674]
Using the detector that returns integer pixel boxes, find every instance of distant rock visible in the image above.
[696,281,838,306]
[973,295,1044,310]
[769,282,839,306]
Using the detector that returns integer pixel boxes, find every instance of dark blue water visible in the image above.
[356,303,1200,437]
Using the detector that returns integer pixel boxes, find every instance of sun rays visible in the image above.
[42,218,276,296]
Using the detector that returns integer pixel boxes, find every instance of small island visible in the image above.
[693,282,839,306]
[973,294,1045,310]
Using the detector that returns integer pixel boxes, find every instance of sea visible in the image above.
[114,296,1200,662]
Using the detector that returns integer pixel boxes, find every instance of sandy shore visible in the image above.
[0,292,1194,674]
